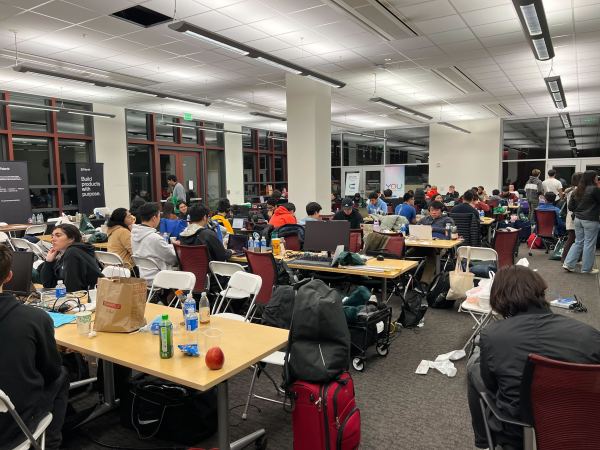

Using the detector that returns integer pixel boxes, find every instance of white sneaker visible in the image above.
[562,264,574,272]
[582,268,599,274]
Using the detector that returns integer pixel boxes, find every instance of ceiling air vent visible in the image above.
[111,5,172,28]
[482,104,514,117]
[431,66,485,94]
[325,0,418,41]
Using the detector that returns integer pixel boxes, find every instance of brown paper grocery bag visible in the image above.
[94,277,148,333]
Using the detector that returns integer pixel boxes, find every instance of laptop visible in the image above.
[227,234,248,256]
[232,217,245,230]
[292,244,345,268]
[4,251,34,296]
[408,225,433,240]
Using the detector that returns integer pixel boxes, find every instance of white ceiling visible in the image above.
[0,0,599,132]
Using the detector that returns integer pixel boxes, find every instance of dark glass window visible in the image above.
[331,168,341,196]
[128,144,152,201]
[503,119,547,160]
[12,137,52,185]
[502,161,546,189]
[385,127,429,164]
[242,127,253,148]
[58,140,91,185]
[243,152,256,183]
[180,120,199,144]
[126,110,149,139]
[405,165,429,191]
[206,150,225,209]
[155,115,177,142]
[57,101,92,134]
[204,122,224,147]
[548,114,600,159]
[331,134,341,166]
[258,130,268,150]
[274,155,285,182]
[272,132,286,152]
[9,92,50,132]
[343,134,384,166]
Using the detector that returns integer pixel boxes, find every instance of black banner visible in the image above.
[0,161,32,224]
[76,163,105,214]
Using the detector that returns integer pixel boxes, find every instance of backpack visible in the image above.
[425,271,455,309]
[261,285,295,329]
[527,233,542,249]
[398,289,427,328]
[284,280,350,386]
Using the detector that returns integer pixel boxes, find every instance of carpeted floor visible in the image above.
[63,245,599,450]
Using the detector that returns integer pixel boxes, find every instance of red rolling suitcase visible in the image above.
[290,372,361,450]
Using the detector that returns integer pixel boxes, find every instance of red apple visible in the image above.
[205,346,225,370]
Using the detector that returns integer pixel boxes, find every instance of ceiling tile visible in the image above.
[460,4,517,27]
[249,16,303,35]
[142,0,209,19]
[185,9,242,31]
[574,4,600,21]
[219,24,268,42]
[471,19,522,37]
[245,36,291,52]
[428,28,475,44]
[290,4,344,27]
[258,0,324,14]
[398,0,456,21]
[217,0,277,23]
[450,0,511,13]
[80,15,142,36]
[61,0,136,15]
[413,15,466,34]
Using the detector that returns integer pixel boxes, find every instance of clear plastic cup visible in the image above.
[75,311,92,335]
[203,328,222,351]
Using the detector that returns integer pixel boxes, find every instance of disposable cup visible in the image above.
[75,311,92,335]
[203,328,222,351]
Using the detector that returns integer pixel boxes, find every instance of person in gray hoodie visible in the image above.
[524,168,544,222]
[131,202,177,284]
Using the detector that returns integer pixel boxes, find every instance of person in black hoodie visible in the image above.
[178,205,232,262]
[39,223,103,292]
[0,245,69,449]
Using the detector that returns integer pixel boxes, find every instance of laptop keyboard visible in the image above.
[291,253,333,266]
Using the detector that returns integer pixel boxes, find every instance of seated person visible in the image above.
[107,208,135,269]
[508,183,520,199]
[367,191,388,215]
[211,198,234,234]
[131,202,178,282]
[0,245,69,450]
[159,202,187,239]
[395,192,417,224]
[177,201,189,220]
[451,190,480,222]
[417,201,454,238]
[425,185,439,200]
[432,194,447,210]
[333,198,363,229]
[471,188,491,213]
[179,205,233,262]
[269,202,297,228]
[352,192,362,208]
[39,224,103,292]
[264,198,277,221]
[299,201,321,225]
[488,189,506,205]
[467,265,600,450]
[477,186,489,201]
[271,189,287,206]
[382,188,394,200]
[536,192,566,235]
[445,185,460,201]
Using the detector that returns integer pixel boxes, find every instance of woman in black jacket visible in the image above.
[562,170,600,274]
[39,224,103,292]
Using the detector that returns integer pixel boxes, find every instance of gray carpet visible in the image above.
[64,245,599,450]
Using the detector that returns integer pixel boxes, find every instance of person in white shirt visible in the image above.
[542,169,563,195]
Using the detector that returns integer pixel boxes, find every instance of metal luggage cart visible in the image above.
[348,305,392,372]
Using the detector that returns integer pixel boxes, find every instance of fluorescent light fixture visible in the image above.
[222,99,247,108]
[544,75,567,109]
[547,80,559,92]
[513,0,554,61]
[551,92,562,102]
[249,111,287,121]
[555,101,565,109]
[560,112,571,129]
[520,4,542,36]
[255,56,302,75]
[566,129,575,139]
[305,74,345,88]
[159,121,249,135]
[67,109,115,118]
[369,97,432,120]
[439,122,471,134]
[0,100,115,118]
[13,64,211,107]
[169,21,251,56]
[184,30,250,56]
[344,131,385,140]
[569,139,576,147]
[6,102,59,112]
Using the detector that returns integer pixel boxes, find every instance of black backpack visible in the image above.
[398,289,427,328]
[283,280,350,386]
[261,285,295,329]
[426,272,455,309]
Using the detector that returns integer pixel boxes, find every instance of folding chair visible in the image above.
[25,241,48,260]
[147,270,196,307]
[209,261,246,314]
[24,225,47,236]
[0,389,53,450]
[528,209,558,256]
[95,251,124,268]
[212,271,262,318]
[102,266,131,278]
[245,250,278,312]
[10,238,32,252]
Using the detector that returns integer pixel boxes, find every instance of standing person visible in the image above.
[333,198,363,229]
[166,175,186,203]
[107,208,135,268]
[562,172,582,262]
[395,193,417,224]
[562,170,600,274]
[299,202,322,225]
[39,224,103,292]
[542,169,563,194]
[367,191,388,215]
[0,245,70,450]
[525,169,544,222]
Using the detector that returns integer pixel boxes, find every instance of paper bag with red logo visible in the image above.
[94,277,147,332]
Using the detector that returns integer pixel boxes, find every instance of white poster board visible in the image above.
[384,166,405,197]
[344,172,360,196]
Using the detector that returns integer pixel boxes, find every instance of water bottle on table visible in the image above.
[55,280,66,300]
[183,293,196,318]
[198,292,210,325]
[162,232,170,243]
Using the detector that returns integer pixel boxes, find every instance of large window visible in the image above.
[127,110,149,139]
[386,127,429,164]
[343,133,384,166]
[502,118,547,188]
[128,144,152,201]
[206,150,226,209]
[0,91,96,218]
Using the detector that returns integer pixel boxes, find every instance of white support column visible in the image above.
[286,74,332,215]
[224,122,245,204]
[92,103,129,210]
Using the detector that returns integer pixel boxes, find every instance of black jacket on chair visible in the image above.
[450,212,481,246]
[480,306,600,445]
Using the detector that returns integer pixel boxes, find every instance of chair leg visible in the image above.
[479,398,496,450]
[242,365,260,420]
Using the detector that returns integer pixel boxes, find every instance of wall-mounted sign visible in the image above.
[0,161,32,223]
[344,172,360,196]
[76,163,105,214]
[384,166,405,197]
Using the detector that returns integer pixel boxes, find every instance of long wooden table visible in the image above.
[0,223,30,235]
[55,303,288,449]
[404,238,463,274]
[39,234,108,250]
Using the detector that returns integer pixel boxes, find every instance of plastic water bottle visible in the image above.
[198,292,210,325]
[29,214,34,224]
[445,223,452,239]
[183,293,196,318]
[255,237,262,252]
[184,309,199,348]
[162,232,170,243]
[248,236,255,252]
[260,237,267,253]
[373,218,380,232]
[479,210,485,219]
[37,213,44,224]
[159,314,173,359]
[55,280,67,300]
[187,214,191,222]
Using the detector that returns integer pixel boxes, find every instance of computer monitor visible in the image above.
[227,234,248,253]
[231,218,245,229]
[232,205,250,218]
[303,220,351,253]
[4,251,34,295]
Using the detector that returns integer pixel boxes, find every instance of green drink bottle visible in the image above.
[159,314,173,359]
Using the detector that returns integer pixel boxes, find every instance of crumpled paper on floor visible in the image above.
[415,349,466,378]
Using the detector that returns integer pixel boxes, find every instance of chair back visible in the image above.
[10,238,32,252]
[227,271,262,298]
[284,234,301,251]
[349,229,362,253]
[151,270,196,291]
[535,209,556,238]
[456,246,498,263]
[209,261,245,278]
[102,266,131,278]
[374,232,404,257]
[95,251,124,267]
[133,256,161,271]
[521,354,600,450]
[26,241,47,259]
[493,229,519,268]
[450,212,481,247]
[24,224,47,236]
[173,243,210,292]
[0,388,52,450]
[245,250,277,305]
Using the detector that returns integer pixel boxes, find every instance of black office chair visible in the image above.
[449,212,481,247]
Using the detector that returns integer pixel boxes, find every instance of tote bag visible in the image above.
[446,247,474,301]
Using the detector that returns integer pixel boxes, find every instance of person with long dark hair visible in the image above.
[107,208,135,268]
[563,170,600,273]
[39,224,103,292]
[561,172,582,262]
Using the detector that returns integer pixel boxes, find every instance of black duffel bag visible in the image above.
[120,374,217,445]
